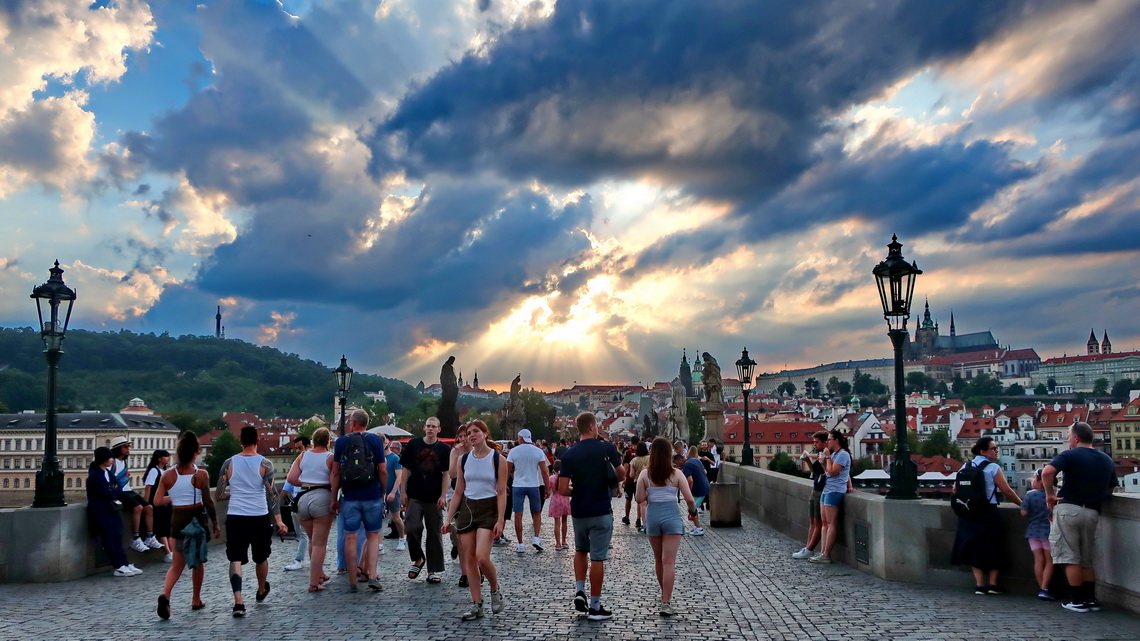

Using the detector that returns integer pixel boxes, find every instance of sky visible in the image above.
[2,0,1139,392]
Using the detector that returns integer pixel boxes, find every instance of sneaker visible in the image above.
[1037,590,1057,601]
[284,560,304,571]
[636,525,646,534]
[659,601,677,616]
[621,516,631,525]
[490,588,505,614]
[127,564,144,575]
[587,605,613,621]
[1062,600,1090,613]
[494,536,509,546]
[367,576,384,592]
[113,566,135,577]
[975,586,987,595]
[1085,598,1102,612]
[348,583,359,593]
[573,590,588,612]
[461,601,485,620]
[691,527,705,536]
[163,552,173,563]
[516,543,526,554]
[532,536,544,552]
[396,537,407,552]
[792,547,814,560]
[985,585,1003,595]
[144,536,164,549]
[808,554,832,564]
[129,538,149,553]
[378,543,386,555]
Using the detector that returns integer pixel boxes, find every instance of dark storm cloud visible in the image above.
[367,0,1053,199]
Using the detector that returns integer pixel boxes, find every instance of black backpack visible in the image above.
[339,432,376,488]
[951,460,995,520]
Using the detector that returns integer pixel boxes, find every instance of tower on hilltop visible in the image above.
[215,306,222,339]
[1102,331,1112,355]
[679,349,694,398]
[1087,329,1100,355]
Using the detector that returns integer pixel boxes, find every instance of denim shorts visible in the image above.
[572,515,614,561]
[645,502,684,537]
[512,486,542,513]
[820,491,845,508]
[340,498,385,533]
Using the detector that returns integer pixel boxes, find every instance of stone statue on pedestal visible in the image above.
[671,379,688,441]
[505,373,526,435]
[701,352,723,409]
[435,356,459,438]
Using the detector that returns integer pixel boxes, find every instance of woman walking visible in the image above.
[547,460,571,550]
[951,436,1021,594]
[443,419,508,620]
[447,422,472,586]
[144,449,173,562]
[286,427,335,592]
[635,437,697,616]
[153,432,220,619]
[87,447,139,578]
[628,441,650,532]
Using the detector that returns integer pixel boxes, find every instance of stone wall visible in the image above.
[720,463,1140,615]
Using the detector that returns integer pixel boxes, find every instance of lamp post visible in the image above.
[872,235,922,500]
[30,261,76,508]
[334,355,353,436]
[735,347,757,467]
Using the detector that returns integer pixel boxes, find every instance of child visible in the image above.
[1020,469,1055,601]
[546,460,571,550]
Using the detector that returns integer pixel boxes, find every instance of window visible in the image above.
[1,479,6,488]
[767,446,773,454]
[66,478,72,488]
[75,477,82,488]
[14,440,20,451]
[2,458,7,469]
[24,478,30,488]
[86,439,93,450]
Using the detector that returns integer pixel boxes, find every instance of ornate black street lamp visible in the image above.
[872,235,922,500]
[31,261,76,508]
[735,347,757,467]
[334,355,353,436]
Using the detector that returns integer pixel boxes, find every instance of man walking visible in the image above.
[330,409,387,593]
[507,428,550,552]
[395,416,451,583]
[1041,421,1116,613]
[216,426,288,616]
[385,440,407,552]
[559,412,624,621]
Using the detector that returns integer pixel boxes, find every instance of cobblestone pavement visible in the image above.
[3,500,1139,641]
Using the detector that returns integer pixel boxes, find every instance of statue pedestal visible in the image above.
[701,407,724,443]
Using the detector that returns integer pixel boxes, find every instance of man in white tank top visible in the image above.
[216,426,288,617]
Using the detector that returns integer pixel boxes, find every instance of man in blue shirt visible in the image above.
[1042,421,1116,613]
[558,412,624,621]
[384,439,405,552]
[330,409,387,593]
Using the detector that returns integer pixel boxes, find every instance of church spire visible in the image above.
[949,310,956,337]
[473,370,479,389]
[920,298,935,330]
[1102,331,1112,355]
[1087,329,1100,355]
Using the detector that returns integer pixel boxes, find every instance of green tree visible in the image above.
[776,381,796,396]
[884,429,921,456]
[0,399,8,413]
[687,399,704,443]
[163,410,215,437]
[905,371,935,394]
[368,401,391,426]
[836,380,852,396]
[951,376,965,396]
[1111,378,1135,402]
[965,374,1003,397]
[396,397,439,432]
[1034,383,1048,395]
[1047,377,1057,393]
[919,427,961,460]
[204,430,241,484]
[1005,383,1025,396]
[826,376,841,395]
[1092,378,1110,395]
[521,389,556,442]
[767,452,808,478]
[803,377,818,398]
[297,416,326,439]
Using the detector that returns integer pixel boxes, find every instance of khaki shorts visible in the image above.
[1049,502,1098,567]
[454,496,499,534]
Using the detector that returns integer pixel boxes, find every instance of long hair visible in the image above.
[648,437,674,486]
[144,449,169,482]
[175,432,200,466]
[828,429,849,451]
[467,420,502,453]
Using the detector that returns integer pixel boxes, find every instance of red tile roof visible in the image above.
[1041,350,1140,365]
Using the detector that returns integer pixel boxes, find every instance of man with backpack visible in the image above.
[330,408,387,593]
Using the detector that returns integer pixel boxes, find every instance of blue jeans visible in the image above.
[336,512,365,571]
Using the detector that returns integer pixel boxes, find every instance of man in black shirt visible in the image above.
[1042,421,1116,613]
[394,417,452,583]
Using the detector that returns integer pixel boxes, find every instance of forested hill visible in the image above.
[0,327,421,419]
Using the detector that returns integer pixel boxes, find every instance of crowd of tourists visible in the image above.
[86,411,720,621]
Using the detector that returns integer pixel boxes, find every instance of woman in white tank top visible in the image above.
[634,437,697,617]
[286,427,335,592]
[153,432,219,617]
[447,424,473,587]
[442,420,508,620]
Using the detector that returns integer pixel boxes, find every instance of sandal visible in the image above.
[157,594,170,620]
[232,603,246,617]
[426,573,442,584]
[408,561,424,579]
[191,602,206,611]
[320,574,331,584]
[308,584,326,592]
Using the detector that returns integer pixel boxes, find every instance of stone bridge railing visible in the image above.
[719,463,1140,616]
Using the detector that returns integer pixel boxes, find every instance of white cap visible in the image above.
[518,429,533,443]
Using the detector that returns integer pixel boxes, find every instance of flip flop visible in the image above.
[308,584,326,592]
[191,602,206,611]
[157,594,170,620]
[408,562,424,579]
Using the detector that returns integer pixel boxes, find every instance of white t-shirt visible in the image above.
[506,443,547,488]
